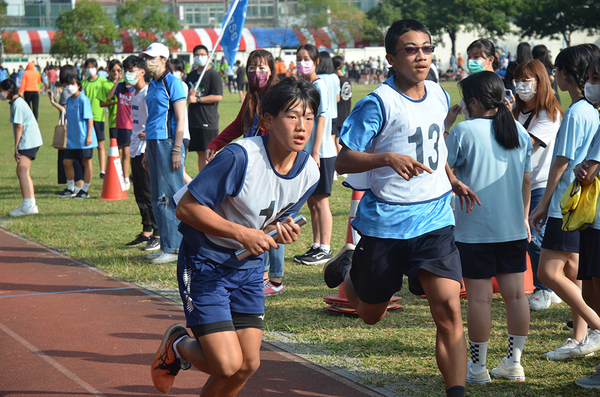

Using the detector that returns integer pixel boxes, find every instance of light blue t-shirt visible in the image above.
[146,71,186,141]
[548,99,600,219]
[303,78,337,159]
[446,118,532,243]
[340,84,455,239]
[10,97,43,150]
[66,92,97,150]
[318,73,340,120]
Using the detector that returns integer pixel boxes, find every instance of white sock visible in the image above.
[82,182,90,192]
[469,340,488,371]
[22,198,35,208]
[173,335,187,360]
[320,244,331,253]
[67,180,74,191]
[506,334,527,366]
[312,243,320,250]
[124,177,130,183]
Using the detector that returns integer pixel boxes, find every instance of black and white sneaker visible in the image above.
[293,246,319,263]
[100,172,105,179]
[301,247,333,266]
[323,244,355,288]
[126,233,151,247]
[73,189,89,199]
[56,188,76,198]
[144,236,161,251]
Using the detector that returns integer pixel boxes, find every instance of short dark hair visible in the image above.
[170,58,186,74]
[193,45,209,55]
[0,78,18,98]
[123,55,150,83]
[64,74,82,90]
[459,71,519,150]
[260,77,320,120]
[84,58,98,68]
[385,19,431,55]
[316,51,335,74]
[108,59,122,71]
[59,64,78,85]
[555,44,600,93]
[332,55,344,70]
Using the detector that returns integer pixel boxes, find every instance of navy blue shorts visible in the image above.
[331,118,338,136]
[578,228,600,280]
[456,239,527,279]
[109,127,117,140]
[116,129,131,147]
[18,146,40,160]
[93,121,105,142]
[64,148,93,160]
[177,241,264,334]
[350,226,463,303]
[541,217,579,253]
[312,157,335,196]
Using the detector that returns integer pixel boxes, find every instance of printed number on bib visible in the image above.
[407,124,440,170]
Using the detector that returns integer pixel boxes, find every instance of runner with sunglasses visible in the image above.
[323,19,479,397]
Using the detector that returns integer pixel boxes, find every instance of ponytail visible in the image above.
[459,71,519,150]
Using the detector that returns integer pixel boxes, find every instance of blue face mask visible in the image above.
[467,59,486,74]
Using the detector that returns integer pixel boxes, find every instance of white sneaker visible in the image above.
[466,361,491,384]
[9,205,39,217]
[570,329,600,357]
[544,338,592,360]
[529,290,551,310]
[146,250,163,260]
[490,357,525,381]
[150,252,178,264]
[549,291,562,304]
[123,180,131,191]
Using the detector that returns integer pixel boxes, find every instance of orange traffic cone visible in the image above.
[324,190,402,315]
[101,138,128,201]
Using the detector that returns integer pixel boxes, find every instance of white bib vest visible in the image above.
[346,79,452,204]
[207,136,320,249]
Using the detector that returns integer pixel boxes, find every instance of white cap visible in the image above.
[142,42,169,59]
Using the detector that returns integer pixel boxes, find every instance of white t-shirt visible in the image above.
[130,85,148,158]
[517,109,561,190]
[179,80,190,141]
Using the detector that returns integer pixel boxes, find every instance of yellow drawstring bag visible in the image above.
[561,176,600,231]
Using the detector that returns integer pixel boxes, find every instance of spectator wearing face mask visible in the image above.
[185,45,223,173]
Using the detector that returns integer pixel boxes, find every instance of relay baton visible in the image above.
[235,215,307,260]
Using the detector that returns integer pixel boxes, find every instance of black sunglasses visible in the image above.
[392,46,435,56]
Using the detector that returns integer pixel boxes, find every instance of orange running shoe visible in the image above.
[151,324,191,393]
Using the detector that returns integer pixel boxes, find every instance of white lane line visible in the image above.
[0,321,105,396]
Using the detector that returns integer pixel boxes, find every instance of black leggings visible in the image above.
[23,91,39,120]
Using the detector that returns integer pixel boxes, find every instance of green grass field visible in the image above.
[1,82,596,396]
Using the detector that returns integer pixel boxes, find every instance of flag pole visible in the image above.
[194,0,242,90]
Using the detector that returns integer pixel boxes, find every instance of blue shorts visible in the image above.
[541,217,579,253]
[64,148,93,160]
[93,121,105,142]
[18,146,40,160]
[116,129,131,147]
[350,226,462,302]
[456,239,527,279]
[312,157,335,196]
[177,241,264,332]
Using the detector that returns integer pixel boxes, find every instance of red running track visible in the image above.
[0,227,388,397]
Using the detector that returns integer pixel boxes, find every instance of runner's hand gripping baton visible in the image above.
[235,215,307,260]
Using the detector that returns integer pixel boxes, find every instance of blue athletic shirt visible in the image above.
[582,125,600,229]
[65,92,97,150]
[178,135,319,269]
[10,97,43,150]
[446,118,532,243]
[548,99,600,219]
[145,71,186,140]
[339,78,455,239]
[303,78,337,159]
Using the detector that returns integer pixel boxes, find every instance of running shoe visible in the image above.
[151,324,191,393]
[576,365,600,389]
[56,188,76,198]
[570,329,600,357]
[144,236,161,251]
[126,233,151,247]
[293,246,319,264]
[150,252,178,264]
[466,361,491,384]
[543,338,590,360]
[263,280,285,296]
[490,357,525,381]
[9,205,38,217]
[528,290,552,310]
[146,250,163,260]
[301,247,333,266]
[323,244,355,288]
[73,190,89,199]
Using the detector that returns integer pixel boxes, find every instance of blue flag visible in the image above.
[220,0,249,66]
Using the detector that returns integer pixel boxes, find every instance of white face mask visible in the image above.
[585,82,600,103]
[85,68,97,77]
[459,98,470,119]
[194,56,208,67]
[65,85,78,95]
[515,80,537,102]
[172,71,182,80]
